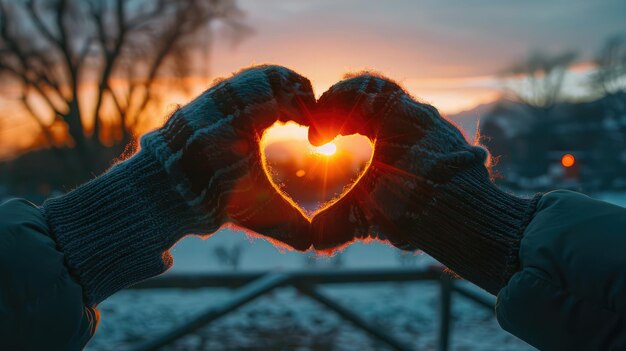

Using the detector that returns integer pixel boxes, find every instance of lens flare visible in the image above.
[561,154,575,168]
[260,121,374,221]
[314,142,337,156]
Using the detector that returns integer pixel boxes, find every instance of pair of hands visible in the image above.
[157,65,484,253]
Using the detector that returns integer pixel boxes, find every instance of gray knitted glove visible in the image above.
[309,74,540,295]
[43,65,315,305]
[141,65,314,249]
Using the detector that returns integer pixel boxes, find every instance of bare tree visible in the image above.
[213,244,244,270]
[0,0,251,166]
[590,34,626,95]
[500,50,578,112]
[496,50,577,178]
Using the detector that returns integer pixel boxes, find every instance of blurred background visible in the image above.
[1,0,625,350]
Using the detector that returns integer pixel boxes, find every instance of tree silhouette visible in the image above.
[495,50,578,178]
[590,34,626,96]
[0,0,250,168]
[213,244,244,270]
[500,50,578,112]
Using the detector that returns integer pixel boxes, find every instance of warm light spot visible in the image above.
[314,142,337,156]
[260,121,374,221]
[561,154,575,168]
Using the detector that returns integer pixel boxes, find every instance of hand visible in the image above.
[43,65,317,306]
[308,73,480,249]
[309,73,537,294]
[142,65,316,250]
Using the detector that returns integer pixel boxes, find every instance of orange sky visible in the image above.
[1,0,624,159]
[206,0,623,111]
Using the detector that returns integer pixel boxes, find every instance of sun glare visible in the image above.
[314,142,337,156]
[261,120,375,221]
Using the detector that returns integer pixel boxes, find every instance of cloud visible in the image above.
[209,0,625,111]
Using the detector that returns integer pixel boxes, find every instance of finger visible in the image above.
[309,74,405,146]
[365,163,423,250]
[264,65,317,126]
[308,169,395,251]
[226,156,311,251]
[308,149,424,252]
[210,65,316,134]
[310,188,370,251]
[310,182,410,251]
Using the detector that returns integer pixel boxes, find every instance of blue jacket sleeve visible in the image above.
[0,199,98,351]
[496,190,626,351]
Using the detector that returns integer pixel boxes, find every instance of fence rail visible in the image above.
[127,267,495,351]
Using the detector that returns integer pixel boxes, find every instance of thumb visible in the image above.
[210,65,316,134]
[309,74,405,146]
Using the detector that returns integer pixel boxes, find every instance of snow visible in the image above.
[86,192,626,350]
[88,282,534,351]
[87,228,535,350]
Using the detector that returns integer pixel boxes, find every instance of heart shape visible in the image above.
[260,121,374,221]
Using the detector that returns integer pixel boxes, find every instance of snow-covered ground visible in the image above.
[86,192,626,350]
[89,282,532,351]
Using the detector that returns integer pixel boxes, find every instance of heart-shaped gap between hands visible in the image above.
[261,121,374,221]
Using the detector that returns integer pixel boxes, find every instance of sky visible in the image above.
[208,0,626,113]
[1,0,625,159]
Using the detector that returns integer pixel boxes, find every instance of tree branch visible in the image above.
[89,0,130,141]
[25,0,63,47]
[20,87,55,147]
[126,0,167,30]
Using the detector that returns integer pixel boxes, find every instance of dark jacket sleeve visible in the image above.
[0,199,98,351]
[496,190,626,351]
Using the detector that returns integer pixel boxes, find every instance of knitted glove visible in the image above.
[43,65,315,305]
[309,74,541,295]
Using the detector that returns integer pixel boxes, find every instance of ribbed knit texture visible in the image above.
[139,65,315,218]
[398,165,541,295]
[311,74,541,294]
[41,67,538,304]
[41,65,315,306]
[43,151,211,306]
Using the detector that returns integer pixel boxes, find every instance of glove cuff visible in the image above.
[412,164,541,295]
[42,150,214,306]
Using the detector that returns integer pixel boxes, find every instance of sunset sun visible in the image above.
[314,142,337,156]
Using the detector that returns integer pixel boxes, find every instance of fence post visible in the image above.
[129,273,291,351]
[438,275,453,351]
